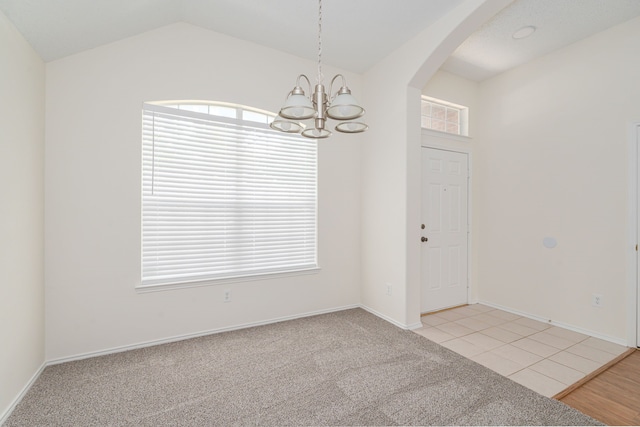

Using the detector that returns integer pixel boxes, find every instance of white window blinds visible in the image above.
[141,103,317,287]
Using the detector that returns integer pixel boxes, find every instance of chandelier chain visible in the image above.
[317,0,323,85]
[270,0,367,138]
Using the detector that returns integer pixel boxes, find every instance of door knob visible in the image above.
[421,236,428,242]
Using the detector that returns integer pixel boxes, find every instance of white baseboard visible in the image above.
[0,362,46,426]
[359,304,422,330]
[3,303,404,423]
[47,304,361,365]
[478,300,628,347]
[406,322,424,330]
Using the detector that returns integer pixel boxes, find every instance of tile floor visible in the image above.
[414,303,629,397]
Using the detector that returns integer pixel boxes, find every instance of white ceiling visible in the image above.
[1,0,640,80]
[442,0,640,81]
[0,0,460,73]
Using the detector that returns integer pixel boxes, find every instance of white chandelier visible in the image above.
[270,0,367,139]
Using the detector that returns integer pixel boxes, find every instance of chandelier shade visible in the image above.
[335,121,368,133]
[326,89,365,120]
[302,128,332,139]
[270,0,367,139]
[270,115,305,133]
[279,80,316,120]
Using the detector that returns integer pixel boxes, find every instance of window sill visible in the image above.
[135,267,321,293]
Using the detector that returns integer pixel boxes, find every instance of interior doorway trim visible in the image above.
[420,131,473,311]
[628,121,640,348]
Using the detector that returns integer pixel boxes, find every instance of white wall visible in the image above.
[475,15,640,342]
[360,0,511,328]
[422,71,480,302]
[0,10,45,420]
[423,69,480,137]
[45,23,362,360]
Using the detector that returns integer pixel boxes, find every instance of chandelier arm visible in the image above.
[296,74,312,95]
[329,74,346,101]
[272,0,367,138]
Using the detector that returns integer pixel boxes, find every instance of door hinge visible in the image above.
[636,244,638,251]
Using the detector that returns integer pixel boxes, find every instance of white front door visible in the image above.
[421,147,469,313]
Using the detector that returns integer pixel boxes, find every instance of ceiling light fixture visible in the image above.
[512,25,536,40]
[270,0,367,139]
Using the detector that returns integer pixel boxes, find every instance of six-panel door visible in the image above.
[421,148,469,313]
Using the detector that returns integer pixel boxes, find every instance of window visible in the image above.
[141,102,317,288]
[421,96,468,136]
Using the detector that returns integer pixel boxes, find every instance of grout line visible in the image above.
[418,304,633,400]
[478,300,627,346]
[506,364,529,378]
[579,337,631,356]
[509,364,572,388]
[552,348,637,400]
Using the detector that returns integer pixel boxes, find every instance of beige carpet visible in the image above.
[6,308,601,426]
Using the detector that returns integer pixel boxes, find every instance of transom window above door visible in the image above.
[421,96,469,137]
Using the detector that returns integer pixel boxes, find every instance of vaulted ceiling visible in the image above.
[1,0,640,81]
[0,0,460,73]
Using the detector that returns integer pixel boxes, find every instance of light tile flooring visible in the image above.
[414,304,629,397]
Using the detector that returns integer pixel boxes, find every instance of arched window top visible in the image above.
[140,100,317,290]
[146,101,276,126]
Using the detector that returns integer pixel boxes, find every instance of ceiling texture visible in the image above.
[442,0,640,81]
[1,0,640,81]
[0,0,460,73]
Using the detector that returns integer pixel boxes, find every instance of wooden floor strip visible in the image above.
[558,348,640,426]
[420,304,467,317]
[553,347,635,399]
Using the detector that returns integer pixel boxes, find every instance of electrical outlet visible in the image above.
[386,283,392,296]
[223,289,232,303]
[592,293,603,308]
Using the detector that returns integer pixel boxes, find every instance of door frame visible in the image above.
[420,129,473,312]
[628,122,640,347]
